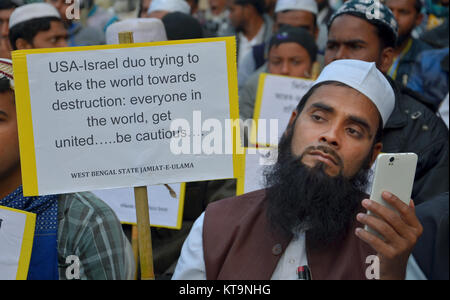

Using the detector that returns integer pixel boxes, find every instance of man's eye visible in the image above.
[311,114,324,121]
[270,60,281,65]
[347,127,363,137]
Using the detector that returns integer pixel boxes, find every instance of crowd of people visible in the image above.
[0,0,448,280]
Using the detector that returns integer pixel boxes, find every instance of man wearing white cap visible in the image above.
[173,59,424,280]
[147,0,191,19]
[8,2,68,50]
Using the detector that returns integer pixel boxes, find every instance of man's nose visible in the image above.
[318,126,341,148]
[334,46,349,61]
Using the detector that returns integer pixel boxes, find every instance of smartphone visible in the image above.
[364,153,418,236]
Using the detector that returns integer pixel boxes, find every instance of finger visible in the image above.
[362,199,412,239]
[382,192,421,229]
[355,227,396,259]
[357,213,400,245]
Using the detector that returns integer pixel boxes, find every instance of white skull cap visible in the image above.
[147,0,191,15]
[275,0,319,15]
[106,18,167,44]
[313,59,395,127]
[9,3,60,29]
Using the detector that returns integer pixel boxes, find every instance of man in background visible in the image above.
[386,0,432,86]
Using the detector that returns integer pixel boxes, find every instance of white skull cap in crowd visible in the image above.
[9,3,61,29]
[313,59,395,127]
[0,58,14,90]
[275,0,319,15]
[106,18,168,44]
[147,0,191,15]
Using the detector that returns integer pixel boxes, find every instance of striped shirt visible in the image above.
[57,192,135,280]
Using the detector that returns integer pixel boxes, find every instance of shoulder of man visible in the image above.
[389,77,448,133]
[384,80,448,156]
[205,189,268,226]
[411,38,434,56]
[57,191,121,227]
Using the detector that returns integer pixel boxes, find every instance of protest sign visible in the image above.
[0,206,36,280]
[92,183,185,229]
[12,37,242,196]
[239,148,278,194]
[250,73,314,147]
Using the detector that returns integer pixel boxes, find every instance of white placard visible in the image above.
[92,183,184,229]
[0,206,35,280]
[243,148,278,194]
[13,38,240,196]
[251,73,314,147]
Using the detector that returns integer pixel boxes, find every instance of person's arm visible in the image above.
[172,212,207,280]
[355,191,423,280]
[61,193,135,280]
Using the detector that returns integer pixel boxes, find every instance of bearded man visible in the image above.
[172,59,424,280]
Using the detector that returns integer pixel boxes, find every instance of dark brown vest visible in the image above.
[203,189,376,280]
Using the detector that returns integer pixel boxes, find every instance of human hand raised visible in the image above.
[355,191,423,280]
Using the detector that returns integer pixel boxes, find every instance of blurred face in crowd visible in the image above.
[324,14,394,73]
[228,1,251,31]
[139,0,152,18]
[209,0,228,15]
[0,7,14,39]
[268,42,313,78]
[186,0,199,14]
[386,0,422,45]
[0,88,21,199]
[46,0,74,21]
[0,7,14,58]
[274,10,318,38]
[15,20,68,49]
[289,84,382,178]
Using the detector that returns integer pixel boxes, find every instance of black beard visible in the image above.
[264,130,372,250]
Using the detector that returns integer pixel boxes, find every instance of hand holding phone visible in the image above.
[356,153,423,279]
[365,153,417,236]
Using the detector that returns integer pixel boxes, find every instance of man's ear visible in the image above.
[15,38,33,50]
[288,110,298,127]
[378,47,395,73]
[370,142,383,167]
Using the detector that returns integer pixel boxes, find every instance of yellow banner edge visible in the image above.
[250,73,268,146]
[11,52,39,196]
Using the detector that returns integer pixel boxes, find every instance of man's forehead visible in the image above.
[303,84,380,123]
[0,8,15,19]
[328,14,377,39]
[386,0,415,7]
[277,10,315,23]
